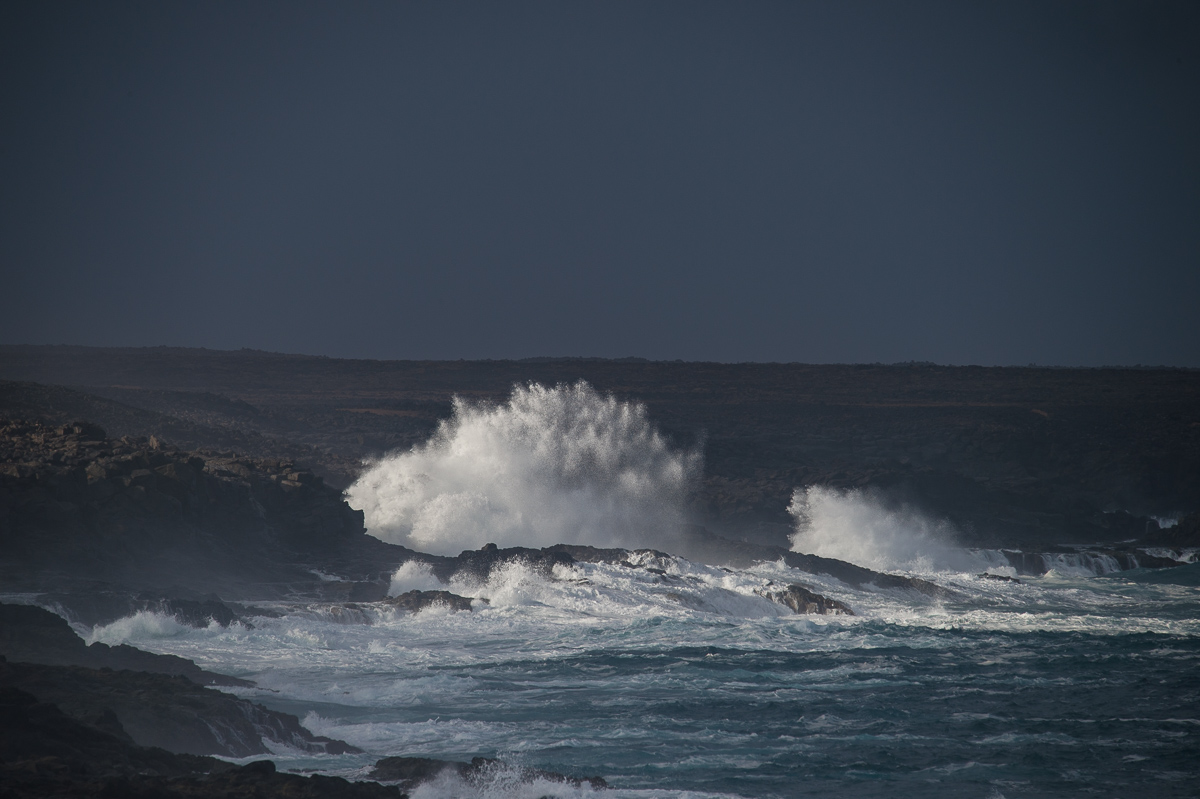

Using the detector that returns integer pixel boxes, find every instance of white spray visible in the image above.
[788,485,983,573]
[346,381,700,555]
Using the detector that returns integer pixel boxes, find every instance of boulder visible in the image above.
[383,590,479,613]
[761,583,854,615]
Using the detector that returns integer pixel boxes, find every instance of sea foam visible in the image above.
[346,382,700,555]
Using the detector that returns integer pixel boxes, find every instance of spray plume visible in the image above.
[789,485,978,573]
[346,381,699,555]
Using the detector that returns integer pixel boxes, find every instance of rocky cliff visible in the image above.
[0,418,400,602]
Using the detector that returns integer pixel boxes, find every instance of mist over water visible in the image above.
[346,382,700,555]
[788,485,981,573]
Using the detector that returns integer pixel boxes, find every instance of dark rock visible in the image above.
[1139,511,1200,548]
[0,684,402,798]
[0,418,407,602]
[153,597,242,628]
[239,759,276,776]
[369,755,606,790]
[996,546,1185,577]
[0,682,224,781]
[673,526,958,598]
[393,540,954,604]
[0,658,361,759]
[383,590,479,613]
[977,573,1021,583]
[546,543,674,568]
[0,602,248,687]
[761,584,854,615]
[435,542,576,583]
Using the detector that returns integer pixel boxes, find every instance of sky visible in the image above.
[1,1,1197,366]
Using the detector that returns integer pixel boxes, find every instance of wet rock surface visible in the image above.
[671,526,957,597]
[760,583,854,615]
[0,602,248,687]
[1139,511,1200,548]
[0,683,401,799]
[383,589,479,613]
[399,540,952,601]
[0,658,359,758]
[0,604,359,758]
[978,572,1021,583]
[369,755,607,790]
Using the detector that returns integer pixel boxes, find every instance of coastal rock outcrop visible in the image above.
[0,684,401,799]
[0,603,358,758]
[0,418,404,604]
[383,589,479,613]
[1,659,359,758]
[0,602,248,687]
[760,583,854,615]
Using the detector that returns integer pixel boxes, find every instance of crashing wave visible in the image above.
[346,381,700,555]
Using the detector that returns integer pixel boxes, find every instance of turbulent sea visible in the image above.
[67,384,1200,797]
[87,553,1200,799]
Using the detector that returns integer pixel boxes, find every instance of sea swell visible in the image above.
[66,380,1200,796]
[83,559,1200,797]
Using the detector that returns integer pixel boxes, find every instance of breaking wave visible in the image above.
[346,382,700,555]
[788,485,982,573]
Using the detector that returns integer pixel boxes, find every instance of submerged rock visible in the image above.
[369,755,606,790]
[977,572,1021,583]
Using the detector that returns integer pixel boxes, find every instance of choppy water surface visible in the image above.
[89,557,1200,799]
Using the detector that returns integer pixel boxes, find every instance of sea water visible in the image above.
[78,384,1200,797]
[86,554,1200,799]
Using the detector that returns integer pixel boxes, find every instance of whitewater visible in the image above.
[80,384,1200,797]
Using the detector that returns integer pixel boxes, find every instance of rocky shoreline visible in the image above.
[2,348,1196,549]
[0,602,608,797]
[2,383,1196,796]
[1,416,919,796]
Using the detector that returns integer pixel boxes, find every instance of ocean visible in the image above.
[85,550,1200,799]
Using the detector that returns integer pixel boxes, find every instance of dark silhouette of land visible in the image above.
[2,345,1196,548]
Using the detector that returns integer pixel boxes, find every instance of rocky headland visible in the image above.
[1,346,1196,549]
[1,348,1197,796]
[0,417,947,621]
[0,417,397,608]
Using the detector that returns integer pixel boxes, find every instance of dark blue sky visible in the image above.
[2,1,1197,365]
